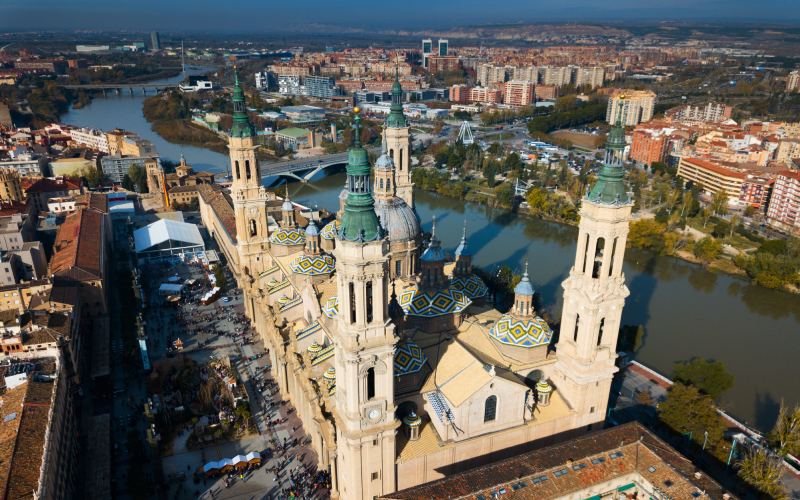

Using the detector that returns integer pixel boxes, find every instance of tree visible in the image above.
[693,237,722,263]
[127,163,147,193]
[770,401,800,457]
[711,190,729,217]
[627,219,668,253]
[483,161,497,187]
[658,383,726,450]
[121,174,135,192]
[673,358,734,400]
[736,447,788,500]
[80,166,105,189]
[213,264,227,290]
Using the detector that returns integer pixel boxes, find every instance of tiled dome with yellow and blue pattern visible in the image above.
[450,275,488,299]
[321,220,339,240]
[397,287,471,318]
[322,296,339,319]
[290,254,335,276]
[489,315,553,348]
[270,227,306,246]
[394,340,427,376]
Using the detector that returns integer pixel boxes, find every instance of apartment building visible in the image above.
[767,170,800,235]
[676,157,745,205]
[574,66,605,89]
[468,86,502,104]
[477,64,510,86]
[774,139,800,166]
[539,66,573,87]
[739,175,774,212]
[607,90,656,126]
[449,84,471,104]
[503,80,535,107]
[629,128,669,166]
[667,102,733,123]
[69,127,111,153]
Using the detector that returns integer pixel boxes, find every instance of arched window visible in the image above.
[366,367,376,400]
[249,219,257,237]
[387,178,391,189]
[245,160,251,180]
[592,237,605,279]
[235,160,240,179]
[379,178,384,189]
[395,260,402,276]
[597,318,605,346]
[399,149,404,171]
[484,395,497,422]
[574,314,580,342]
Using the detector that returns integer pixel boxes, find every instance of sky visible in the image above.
[2,0,800,32]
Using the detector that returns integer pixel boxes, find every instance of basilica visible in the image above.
[197,70,634,500]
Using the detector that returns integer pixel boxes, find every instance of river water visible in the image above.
[62,81,800,432]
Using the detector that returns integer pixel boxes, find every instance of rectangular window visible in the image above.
[348,282,356,324]
[365,281,373,323]
[371,472,379,481]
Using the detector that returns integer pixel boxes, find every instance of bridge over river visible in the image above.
[258,147,379,182]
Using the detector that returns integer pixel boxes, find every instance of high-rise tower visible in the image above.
[384,69,413,208]
[229,68,271,280]
[333,109,398,500]
[553,106,632,429]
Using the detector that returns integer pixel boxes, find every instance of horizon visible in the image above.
[2,0,800,32]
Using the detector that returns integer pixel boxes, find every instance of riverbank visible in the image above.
[412,168,800,295]
[150,119,229,155]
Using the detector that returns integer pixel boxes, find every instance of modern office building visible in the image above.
[438,39,448,57]
[421,39,433,69]
[149,31,161,51]
[304,75,340,99]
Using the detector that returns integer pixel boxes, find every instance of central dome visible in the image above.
[374,197,420,243]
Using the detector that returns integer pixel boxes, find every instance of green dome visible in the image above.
[339,114,382,242]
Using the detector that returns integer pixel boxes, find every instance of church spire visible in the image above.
[230,66,254,138]
[386,61,407,129]
[339,108,381,242]
[588,99,629,205]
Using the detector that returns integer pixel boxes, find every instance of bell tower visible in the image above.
[229,68,271,278]
[384,66,413,208]
[333,109,398,500]
[553,106,632,429]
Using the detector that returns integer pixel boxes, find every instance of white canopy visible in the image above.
[134,219,204,254]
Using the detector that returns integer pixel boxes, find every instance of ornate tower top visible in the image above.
[587,102,629,205]
[514,260,534,297]
[339,109,382,242]
[386,65,407,129]
[455,218,470,258]
[230,67,255,138]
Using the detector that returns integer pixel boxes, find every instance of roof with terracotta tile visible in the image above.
[197,184,237,243]
[49,208,104,281]
[380,422,734,500]
[681,157,746,179]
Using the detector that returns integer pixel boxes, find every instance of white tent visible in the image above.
[133,219,204,259]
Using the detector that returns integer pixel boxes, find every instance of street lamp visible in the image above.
[702,430,709,451]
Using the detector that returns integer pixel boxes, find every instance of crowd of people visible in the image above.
[140,256,331,498]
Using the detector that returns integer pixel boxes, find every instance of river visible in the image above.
[62,83,800,432]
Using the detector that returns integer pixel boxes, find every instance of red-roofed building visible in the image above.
[24,177,83,213]
[676,157,746,205]
[49,208,108,315]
